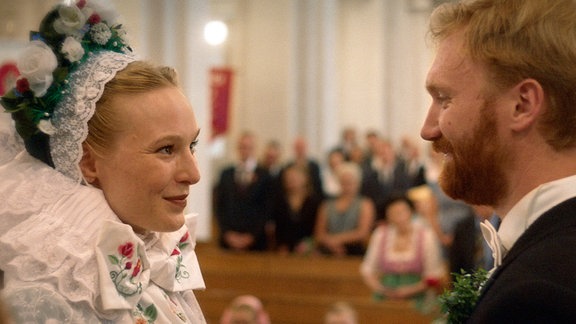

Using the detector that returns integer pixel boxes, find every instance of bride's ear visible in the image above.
[79,143,99,186]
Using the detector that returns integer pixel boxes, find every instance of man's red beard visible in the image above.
[432,105,508,206]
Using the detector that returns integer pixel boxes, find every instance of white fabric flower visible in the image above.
[90,23,112,45]
[37,119,57,135]
[16,40,58,97]
[61,37,85,62]
[53,5,88,37]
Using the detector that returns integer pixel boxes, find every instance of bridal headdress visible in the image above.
[0,0,136,182]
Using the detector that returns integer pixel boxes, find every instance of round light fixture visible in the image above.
[204,20,228,46]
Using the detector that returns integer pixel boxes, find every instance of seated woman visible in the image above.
[271,164,322,254]
[314,162,375,256]
[0,1,205,322]
[360,195,445,311]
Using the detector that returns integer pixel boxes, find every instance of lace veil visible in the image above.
[50,51,135,182]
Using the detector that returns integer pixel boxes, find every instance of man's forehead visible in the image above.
[427,34,475,87]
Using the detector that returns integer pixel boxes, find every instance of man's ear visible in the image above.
[510,79,544,132]
[79,143,99,186]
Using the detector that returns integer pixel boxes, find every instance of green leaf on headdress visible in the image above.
[53,66,70,84]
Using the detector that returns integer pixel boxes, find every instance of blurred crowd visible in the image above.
[212,127,498,308]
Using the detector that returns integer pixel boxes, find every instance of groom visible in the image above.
[421,0,576,322]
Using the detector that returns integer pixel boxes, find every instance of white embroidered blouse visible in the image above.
[0,152,206,323]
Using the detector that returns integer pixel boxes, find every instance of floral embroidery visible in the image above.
[133,303,158,324]
[172,232,190,283]
[108,242,144,297]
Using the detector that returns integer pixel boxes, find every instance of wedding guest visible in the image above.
[259,139,284,180]
[271,164,322,254]
[285,136,324,199]
[220,295,270,324]
[360,195,444,309]
[314,162,375,256]
[333,127,360,161]
[259,139,285,225]
[0,1,205,322]
[214,131,272,251]
[360,138,416,216]
[399,136,427,188]
[324,301,358,324]
[422,0,576,321]
[362,129,381,163]
[321,148,346,198]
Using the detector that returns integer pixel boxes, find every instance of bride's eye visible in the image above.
[190,140,199,154]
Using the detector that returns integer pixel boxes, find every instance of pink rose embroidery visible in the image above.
[118,242,134,258]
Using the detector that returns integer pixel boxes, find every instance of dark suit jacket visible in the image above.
[468,197,576,323]
[213,165,272,251]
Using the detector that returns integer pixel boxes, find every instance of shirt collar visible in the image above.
[499,174,576,253]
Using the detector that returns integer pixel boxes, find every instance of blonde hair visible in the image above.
[85,61,180,156]
[429,0,576,150]
[336,162,362,184]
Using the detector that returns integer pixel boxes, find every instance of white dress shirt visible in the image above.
[483,174,576,272]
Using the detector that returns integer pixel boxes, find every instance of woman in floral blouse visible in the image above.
[0,0,205,322]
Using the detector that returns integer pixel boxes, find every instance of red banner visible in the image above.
[210,67,233,138]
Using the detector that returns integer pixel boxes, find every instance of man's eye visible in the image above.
[436,94,451,108]
[159,145,174,155]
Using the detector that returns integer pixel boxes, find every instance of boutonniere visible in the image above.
[438,268,489,324]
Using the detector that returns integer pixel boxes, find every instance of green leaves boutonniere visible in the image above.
[438,268,489,324]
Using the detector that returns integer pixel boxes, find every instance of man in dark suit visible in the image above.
[421,0,576,322]
[360,138,425,217]
[214,131,272,251]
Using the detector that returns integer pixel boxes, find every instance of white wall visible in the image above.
[218,0,434,163]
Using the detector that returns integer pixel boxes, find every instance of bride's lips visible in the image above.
[165,194,188,208]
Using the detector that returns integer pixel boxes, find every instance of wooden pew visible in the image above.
[194,243,441,323]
